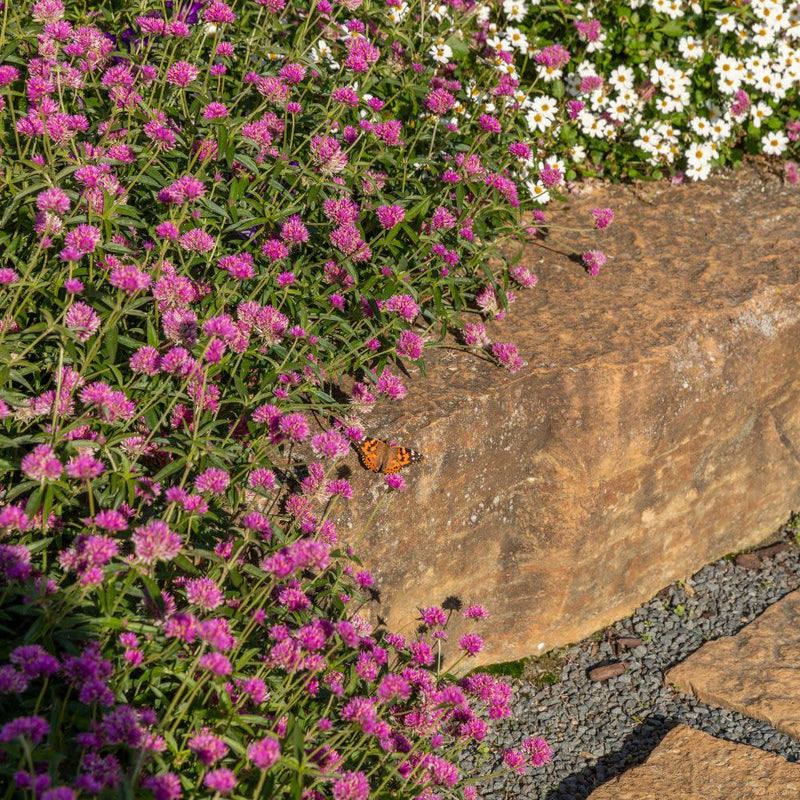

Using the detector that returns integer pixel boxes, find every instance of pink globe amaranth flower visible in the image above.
[248,736,281,769]
[280,62,306,84]
[0,715,50,745]
[522,735,552,767]
[180,228,216,253]
[199,652,232,676]
[591,207,614,230]
[535,43,571,68]
[109,264,152,293]
[280,214,309,245]
[132,520,182,564]
[384,474,406,491]
[21,444,62,482]
[582,249,607,276]
[491,342,524,373]
[464,603,489,619]
[425,88,455,115]
[311,430,350,459]
[31,0,65,23]
[478,114,502,133]
[203,768,236,794]
[503,748,527,774]
[0,268,19,285]
[332,770,370,800]
[155,222,179,240]
[396,329,424,361]
[64,224,101,255]
[510,265,538,288]
[278,412,310,442]
[63,278,84,293]
[37,187,70,215]
[65,452,104,482]
[203,102,229,120]
[165,60,199,88]
[130,346,160,375]
[185,577,225,611]
[325,479,353,499]
[458,633,484,656]
[204,0,236,23]
[141,773,181,800]
[375,204,405,229]
[310,136,348,174]
[0,65,20,88]
[194,467,230,494]
[376,369,406,401]
[188,728,229,765]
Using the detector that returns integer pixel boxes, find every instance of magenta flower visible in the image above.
[109,264,152,293]
[478,114,502,133]
[522,736,552,767]
[591,207,614,229]
[395,330,424,360]
[332,770,370,800]
[425,88,455,115]
[188,729,229,765]
[311,430,350,459]
[491,342,524,373]
[310,136,348,174]
[375,205,405,229]
[185,577,224,611]
[64,224,101,255]
[248,736,281,769]
[375,369,406,401]
[458,633,484,656]
[141,774,181,800]
[204,1,236,24]
[203,768,236,794]
[278,412,310,442]
[180,228,216,253]
[65,302,101,341]
[464,603,489,619]
[132,520,182,564]
[325,479,353,499]
[203,102,229,119]
[166,60,199,87]
[66,452,104,482]
[384,474,406,491]
[0,715,50,745]
[199,652,232,676]
[582,249,607,275]
[155,222,180,240]
[503,748,526,774]
[21,444,62,482]
[194,468,230,495]
[37,187,70,215]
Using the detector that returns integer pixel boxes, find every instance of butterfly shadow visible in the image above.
[544,715,678,800]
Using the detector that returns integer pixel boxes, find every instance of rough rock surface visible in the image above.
[586,724,800,799]
[666,588,800,739]
[344,166,800,664]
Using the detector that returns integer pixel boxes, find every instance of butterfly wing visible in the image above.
[358,438,423,473]
[382,445,423,473]
[358,438,386,472]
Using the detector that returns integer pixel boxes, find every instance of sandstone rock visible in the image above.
[343,166,800,665]
[588,662,626,681]
[587,724,800,799]
[666,588,800,740]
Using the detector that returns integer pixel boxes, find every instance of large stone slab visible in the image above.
[587,724,800,799]
[666,589,800,739]
[344,166,800,664]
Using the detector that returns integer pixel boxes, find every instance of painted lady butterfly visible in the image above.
[357,437,423,474]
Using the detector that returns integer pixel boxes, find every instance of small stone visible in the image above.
[616,636,645,649]
[588,662,627,681]
[735,553,761,570]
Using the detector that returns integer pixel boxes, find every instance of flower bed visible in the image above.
[0,0,798,797]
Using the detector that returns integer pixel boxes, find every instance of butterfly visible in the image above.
[357,437,424,474]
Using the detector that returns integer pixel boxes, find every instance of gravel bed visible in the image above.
[473,529,800,799]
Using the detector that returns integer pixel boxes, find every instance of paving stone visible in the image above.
[587,724,800,799]
[343,166,800,664]
[666,588,800,740]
